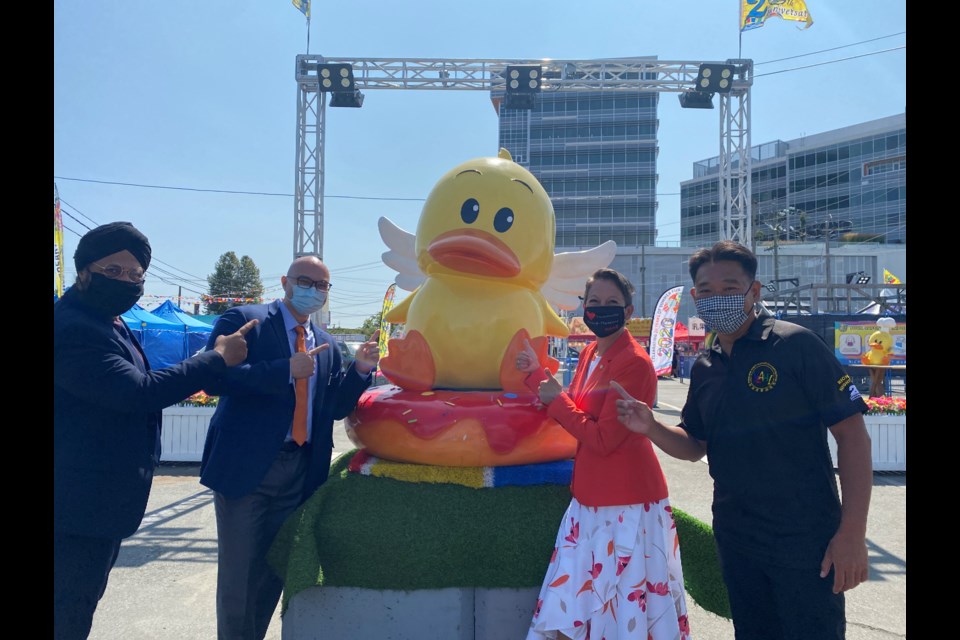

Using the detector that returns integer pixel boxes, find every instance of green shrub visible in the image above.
[269,451,731,618]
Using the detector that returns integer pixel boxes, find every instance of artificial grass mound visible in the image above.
[268,450,731,619]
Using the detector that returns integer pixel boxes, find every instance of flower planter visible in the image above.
[827,414,905,472]
[160,405,216,462]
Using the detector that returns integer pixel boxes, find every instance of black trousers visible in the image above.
[717,541,846,640]
[54,532,123,640]
[213,445,310,640]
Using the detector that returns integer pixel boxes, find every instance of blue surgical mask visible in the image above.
[290,286,327,315]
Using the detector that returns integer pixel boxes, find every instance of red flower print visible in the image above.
[589,551,603,579]
[678,614,691,636]
[665,505,677,529]
[627,588,647,612]
[616,555,631,576]
[550,547,558,564]
[533,598,543,618]
[642,502,652,512]
[564,518,580,544]
[646,580,669,596]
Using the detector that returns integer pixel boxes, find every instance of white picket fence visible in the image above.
[828,414,906,472]
[160,406,216,462]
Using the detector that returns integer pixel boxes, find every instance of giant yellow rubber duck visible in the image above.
[860,318,895,366]
[378,149,615,391]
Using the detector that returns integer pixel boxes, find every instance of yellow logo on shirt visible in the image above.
[747,362,778,392]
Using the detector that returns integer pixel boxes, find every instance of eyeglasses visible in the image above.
[91,262,146,283]
[294,276,332,292]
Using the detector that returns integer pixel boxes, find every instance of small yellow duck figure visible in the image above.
[860,317,895,366]
[378,149,615,391]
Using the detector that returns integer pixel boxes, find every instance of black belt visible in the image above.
[279,440,310,452]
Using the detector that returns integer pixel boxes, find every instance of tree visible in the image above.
[206,251,264,314]
[359,312,383,339]
[238,256,265,304]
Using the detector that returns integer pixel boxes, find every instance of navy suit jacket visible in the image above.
[54,287,227,539]
[199,301,370,501]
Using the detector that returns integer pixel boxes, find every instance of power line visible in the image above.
[59,198,100,227]
[755,32,906,66]
[60,208,92,231]
[755,46,905,78]
[60,195,218,283]
[53,176,427,202]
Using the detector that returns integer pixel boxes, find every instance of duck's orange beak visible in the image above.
[427,229,521,278]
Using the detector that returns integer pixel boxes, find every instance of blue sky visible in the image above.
[54,1,906,326]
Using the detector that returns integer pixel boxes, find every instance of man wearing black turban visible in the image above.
[53,222,258,639]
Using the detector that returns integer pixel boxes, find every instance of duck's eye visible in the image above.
[493,207,514,233]
[461,199,479,224]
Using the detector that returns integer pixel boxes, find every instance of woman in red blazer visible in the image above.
[518,268,690,640]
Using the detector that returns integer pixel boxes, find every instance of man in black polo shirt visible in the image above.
[611,240,872,640]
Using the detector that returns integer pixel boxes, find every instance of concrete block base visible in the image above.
[282,586,540,640]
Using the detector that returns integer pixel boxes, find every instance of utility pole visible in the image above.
[178,286,183,310]
[824,214,832,312]
[773,230,780,285]
[640,245,647,317]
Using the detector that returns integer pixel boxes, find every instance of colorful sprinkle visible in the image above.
[496,399,503,406]
[402,409,413,415]
[503,393,518,399]
[407,419,418,424]
[444,401,456,406]
[421,391,435,396]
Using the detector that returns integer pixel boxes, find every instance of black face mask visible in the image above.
[583,305,626,338]
[79,272,143,317]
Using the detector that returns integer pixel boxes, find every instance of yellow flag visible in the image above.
[291,0,310,19]
[741,0,814,32]
[378,284,396,360]
[883,269,902,284]
[54,185,64,298]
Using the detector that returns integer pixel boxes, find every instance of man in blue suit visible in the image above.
[54,222,255,640]
[200,255,380,640]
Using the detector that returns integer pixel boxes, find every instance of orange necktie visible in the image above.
[292,325,308,445]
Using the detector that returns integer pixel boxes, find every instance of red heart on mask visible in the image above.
[585,311,596,320]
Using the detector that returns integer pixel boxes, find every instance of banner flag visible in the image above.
[883,269,902,284]
[291,0,310,18]
[54,184,65,299]
[649,286,684,376]
[378,283,397,361]
[741,0,813,32]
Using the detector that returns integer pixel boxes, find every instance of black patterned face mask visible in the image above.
[694,285,754,334]
[583,305,626,338]
[79,273,143,317]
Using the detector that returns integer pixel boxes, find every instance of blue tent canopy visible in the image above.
[151,300,213,358]
[120,304,195,369]
[152,300,215,330]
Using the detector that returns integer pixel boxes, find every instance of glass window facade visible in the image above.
[495,90,659,249]
[679,116,906,247]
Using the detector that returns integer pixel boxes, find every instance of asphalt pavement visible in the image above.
[86,377,906,639]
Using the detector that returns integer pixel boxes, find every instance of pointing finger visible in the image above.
[609,381,635,401]
[307,344,330,357]
[234,319,259,336]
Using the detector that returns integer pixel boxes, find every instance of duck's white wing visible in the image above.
[379,217,425,292]
[541,240,618,310]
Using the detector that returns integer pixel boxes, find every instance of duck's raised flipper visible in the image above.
[499,330,560,393]
[379,330,436,391]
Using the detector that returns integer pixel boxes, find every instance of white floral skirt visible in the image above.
[526,497,691,640]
